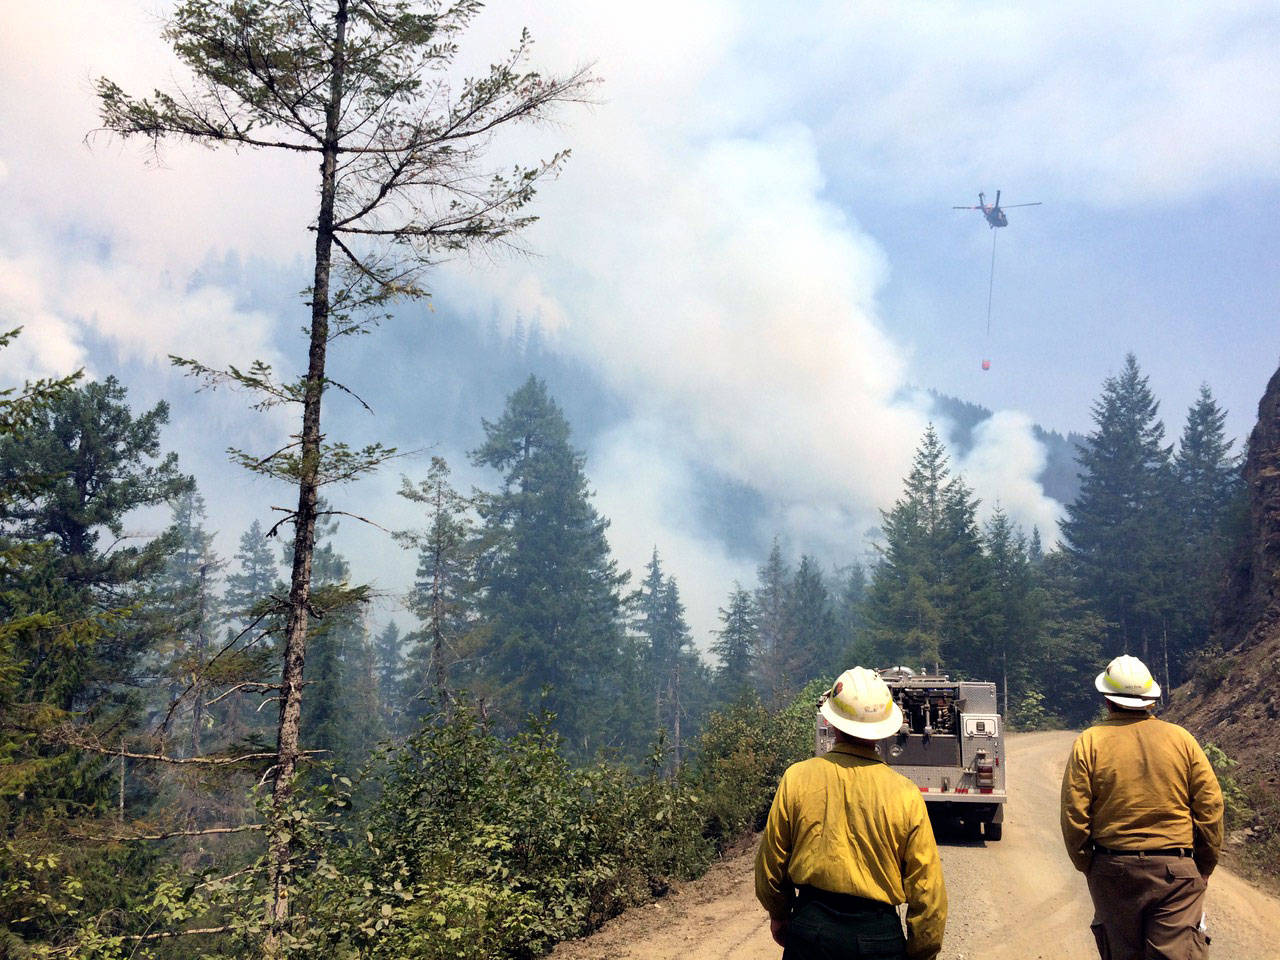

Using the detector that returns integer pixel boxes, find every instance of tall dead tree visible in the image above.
[96,0,594,945]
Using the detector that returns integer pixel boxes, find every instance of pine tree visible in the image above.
[1029,553,1106,725]
[633,549,673,733]
[1166,385,1241,685]
[983,508,1035,715]
[864,426,994,674]
[295,513,357,772]
[1061,354,1174,663]
[158,489,222,758]
[97,4,594,933]
[371,622,404,734]
[656,575,697,767]
[0,363,195,948]
[753,539,794,703]
[789,556,839,686]
[471,377,627,752]
[711,584,757,701]
[224,520,280,627]
[628,550,701,765]
[0,377,191,809]
[397,457,475,722]
[217,520,283,749]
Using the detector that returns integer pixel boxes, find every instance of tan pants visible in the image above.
[1086,853,1209,960]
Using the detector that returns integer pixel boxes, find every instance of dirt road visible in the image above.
[552,731,1280,960]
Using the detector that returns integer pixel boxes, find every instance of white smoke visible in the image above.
[956,411,1063,545]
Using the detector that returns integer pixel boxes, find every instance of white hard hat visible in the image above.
[1095,654,1161,709]
[819,667,904,741]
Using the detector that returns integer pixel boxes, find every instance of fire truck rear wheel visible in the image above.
[984,822,1002,842]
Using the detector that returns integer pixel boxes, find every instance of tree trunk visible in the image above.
[1001,648,1008,718]
[191,562,209,759]
[265,1,347,946]
[672,659,681,771]
[1162,620,1171,706]
[432,483,446,699]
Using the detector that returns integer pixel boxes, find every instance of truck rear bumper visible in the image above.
[920,792,1005,804]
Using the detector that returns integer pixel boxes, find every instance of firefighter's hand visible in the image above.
[770,917,787,947]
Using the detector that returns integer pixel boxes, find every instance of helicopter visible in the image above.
[953,190,1040,228]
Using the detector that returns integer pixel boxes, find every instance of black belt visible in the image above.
[1094,845,1195,858]
[794,885,896,916]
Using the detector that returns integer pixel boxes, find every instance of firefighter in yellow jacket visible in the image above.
[756,667,947,960]
[1061,654,1224,960]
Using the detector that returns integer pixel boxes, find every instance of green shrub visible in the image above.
[689,681,823,844]
[1008,689,1056,730]
[1202,742,1253,831]
[293,706,715,959]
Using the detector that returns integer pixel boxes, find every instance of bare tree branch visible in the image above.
[72,823,266,842]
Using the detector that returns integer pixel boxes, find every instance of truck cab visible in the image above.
[816,668,1006,840]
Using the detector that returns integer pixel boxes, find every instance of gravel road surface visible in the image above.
[551,731,1280,960]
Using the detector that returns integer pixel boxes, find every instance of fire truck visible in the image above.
[816,668,1006,841]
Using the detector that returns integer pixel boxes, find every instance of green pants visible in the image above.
[782,898,908,960]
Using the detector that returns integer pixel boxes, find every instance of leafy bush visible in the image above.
[690,681,824,844]
[1008,689,1057,730]
[1190,645,1233,694]
[292,707,715,959]
[1202,742,1253,830]
[41,685,824,959]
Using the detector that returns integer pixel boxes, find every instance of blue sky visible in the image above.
[1,0,1277,645]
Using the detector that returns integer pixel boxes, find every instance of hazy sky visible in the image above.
[2,1,1277,646]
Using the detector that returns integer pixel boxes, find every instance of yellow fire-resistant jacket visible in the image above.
[1060,711,1224,875]
[755,741,947,960]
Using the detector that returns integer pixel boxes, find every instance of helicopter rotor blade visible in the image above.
[1000,202,1042,208]
[952,205,982,209]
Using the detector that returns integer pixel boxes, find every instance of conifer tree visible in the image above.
[864,426,993,673]
[471,377,626,752]
[712,584,757,700]
[0,378,191,778]
[835,564,867,641]
[158,489,222,758]
[224,520,280,627]
[294,514,358,771]
[656,574,698,767]
[0,363,196,949]
[753,539,794,702]
[371,621,404,734]
[983,508,1036,715]
[633,549,674,732]
[1029,553,1106,725]
[97,2,594,934]
[397,457,475,721]
[217,520,284,748]
[1166,385,1240,684]
[789,556,839,685]
[629,550,701,764]
[1061,354,1174,663]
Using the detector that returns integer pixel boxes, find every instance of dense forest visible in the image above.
[0,337,1244,956]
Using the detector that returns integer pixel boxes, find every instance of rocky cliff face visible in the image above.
[1169,360,1280,875]
[1214,363,1280,654]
